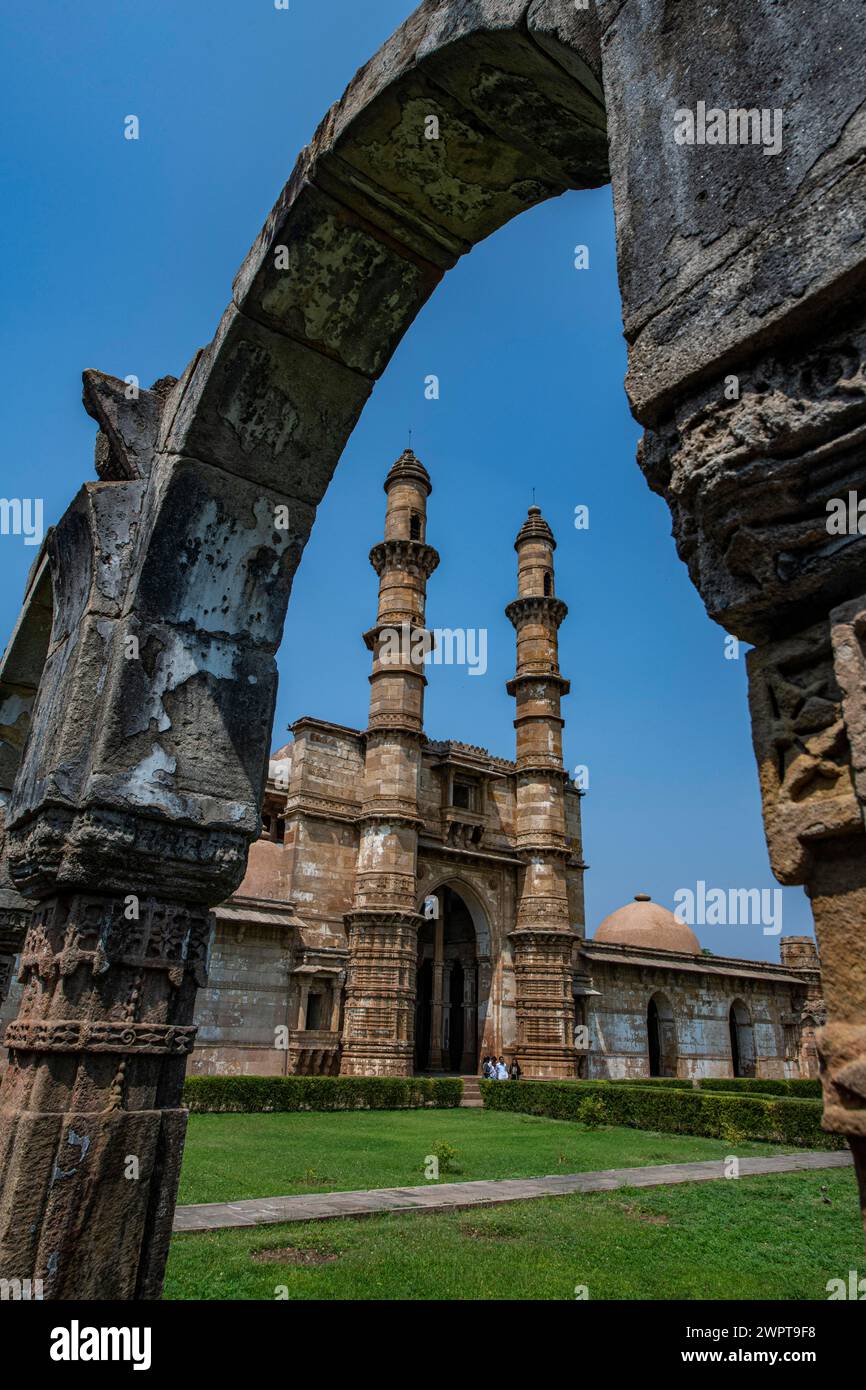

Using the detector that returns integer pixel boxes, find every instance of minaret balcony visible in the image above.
[369,538,440,580]
[515,829,571,855]
[505,595,568,630]
[506,670,571,696]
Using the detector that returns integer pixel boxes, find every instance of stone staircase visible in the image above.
[460,1075,483,1108]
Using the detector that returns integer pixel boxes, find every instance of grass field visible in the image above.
[177,1108,799,1206]
[165,1167,865,1301]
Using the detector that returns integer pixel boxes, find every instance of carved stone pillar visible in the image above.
[0,554,53,1006]
[329,977,343,1035]
[297,982,310,1031]
[0,894,210,1299]
[0,372,307,1298]
[746,595,866,1224]
[429,916,445,1071]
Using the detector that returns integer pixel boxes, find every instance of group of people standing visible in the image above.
[482,1055,521,1081]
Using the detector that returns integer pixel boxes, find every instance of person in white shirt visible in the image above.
[495,1058,508,1080]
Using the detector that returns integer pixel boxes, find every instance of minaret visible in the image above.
[340,450,439,1076]
[506,506,577,1079]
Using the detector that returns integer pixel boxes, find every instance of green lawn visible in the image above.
[165,1168,866,1301]
[177,1109,798,1206]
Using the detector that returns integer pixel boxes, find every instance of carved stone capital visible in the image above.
[6,804,249,906]
[640,313,866,642]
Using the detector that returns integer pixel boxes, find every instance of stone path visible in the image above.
[173,1149,852,1233]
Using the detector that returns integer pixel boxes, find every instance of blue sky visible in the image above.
[0,1,813,955]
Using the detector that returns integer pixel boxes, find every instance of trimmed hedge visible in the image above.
[183,1074,463,1114]
[479,1079,844,1149]
[598,1078,695,1091]
[579,1077,822,1100]
[698,1077,821,1100]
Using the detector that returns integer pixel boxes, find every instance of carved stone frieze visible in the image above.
[6,803,249,905]
[4,1018,197,1055]
[641,313,866,643]
[829,591,866,818]
[747,621,861,883]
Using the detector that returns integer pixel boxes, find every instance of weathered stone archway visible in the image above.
[415,883,488,1072]
[0,546,53,1010]
[1,0,865,1298]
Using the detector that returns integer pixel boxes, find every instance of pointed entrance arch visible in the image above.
[415,882,491,1073]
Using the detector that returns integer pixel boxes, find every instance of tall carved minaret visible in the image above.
[506,506,577,1079]
[340,451,439,1076]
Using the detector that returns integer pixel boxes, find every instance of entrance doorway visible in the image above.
[729,1000,756,1077]
[647,993,678,1077]
[414,885,480,1073]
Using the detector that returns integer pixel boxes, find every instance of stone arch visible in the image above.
[416,878,492,1072]
[418,873,493,959]
[647,991,678,1078]
[0,549,53,799]
[729,998,757,1079]
[0,546,54,1010]
[1,0,865,1299]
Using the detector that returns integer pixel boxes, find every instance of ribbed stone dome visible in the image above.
[384,448,432,494]
[515,505,556,550]
[594,894,701,954]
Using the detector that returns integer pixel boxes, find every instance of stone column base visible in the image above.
[817,1021,866,1237]
[340,909,421,1077]
[0,891,211,1299]
[509,927,577,1081]
[0,1106,187,1300]
[518,1049,579,1081]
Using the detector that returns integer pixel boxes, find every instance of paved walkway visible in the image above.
[173,1149,851,1233]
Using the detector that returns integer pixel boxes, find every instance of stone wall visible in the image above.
[585,953,808,1081]
[190,921,293,1076]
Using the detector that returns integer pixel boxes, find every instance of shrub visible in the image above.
[575,1094,607,1129]
[183,1074,463,1114]
[429,1141,460,1175]
[479,1079,844,1149]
